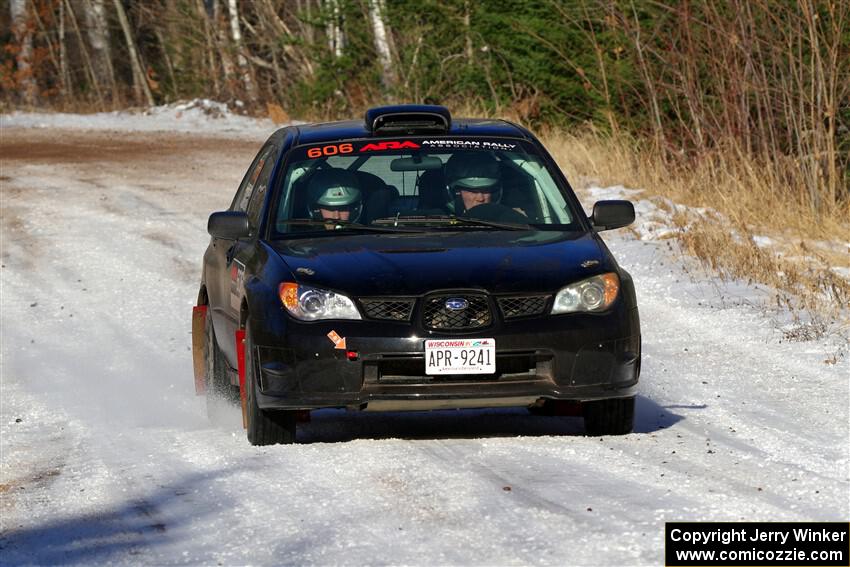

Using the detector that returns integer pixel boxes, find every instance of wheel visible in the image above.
[204,312,239,423]
[582,397,635,436]
[244,321,296,446]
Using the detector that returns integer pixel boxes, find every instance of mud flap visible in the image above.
[235,329,247,429]
[191,306,208,395]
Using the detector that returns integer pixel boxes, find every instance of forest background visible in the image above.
[3,0,849,323]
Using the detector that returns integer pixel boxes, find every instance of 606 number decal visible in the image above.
[307,143,354,158]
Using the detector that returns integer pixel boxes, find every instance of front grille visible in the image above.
[422,294,491,330]
[498,295,550,319]
[360,298,415,322]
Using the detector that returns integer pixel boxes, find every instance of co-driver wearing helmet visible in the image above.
[307,169,363,222]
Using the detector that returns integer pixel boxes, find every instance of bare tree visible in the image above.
[259,0,315,79]
[193,0,221,96]
[367,0,396,95]
[297,0,315,45]
[627,0,665,157]
[209,0,237,95]
[66,0,106,107]
[226,0,257,103]
[9,0,36,105]
[325,0,343,59]
[463,0,473,64]
[59,0,70,97]
[112,0,154,105]
[81,0,117,97]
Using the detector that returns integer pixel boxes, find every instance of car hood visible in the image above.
[270,230,611,296]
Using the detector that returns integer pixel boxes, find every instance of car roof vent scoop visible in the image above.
[365,104,451,135]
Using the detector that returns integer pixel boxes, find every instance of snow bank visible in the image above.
[583,185,712,242]
[1,98,298,138]
[581,185,850,287]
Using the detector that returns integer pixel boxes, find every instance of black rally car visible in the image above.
[191,105,640,445]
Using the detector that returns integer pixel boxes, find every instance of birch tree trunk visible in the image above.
[226,0,257,103]
[9,0,37,105]
[326,0,343,59]
[112,0,154,106]
[195,0,221,96]
[211,0,236,95]
[82,0,117,97]
[66,0,106,108]
[59,0,70,97]
[368,0,396,95]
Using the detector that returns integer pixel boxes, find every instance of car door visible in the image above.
[223,144,278,335]
[205,143,277,364]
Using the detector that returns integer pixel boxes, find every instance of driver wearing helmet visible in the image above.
[445,152,527,222]
[307,169,363,222]
[446,152,503,214]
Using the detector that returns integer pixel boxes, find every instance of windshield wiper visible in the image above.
[449,216,533,230]
[277,219,425,233]
[372,215,531,231]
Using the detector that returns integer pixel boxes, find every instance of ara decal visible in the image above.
[359,141,420,152]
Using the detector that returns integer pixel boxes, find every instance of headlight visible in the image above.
[278,282,361,321]
[551,273,619,314]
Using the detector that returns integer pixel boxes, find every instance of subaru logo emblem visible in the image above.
[445,298,469,311]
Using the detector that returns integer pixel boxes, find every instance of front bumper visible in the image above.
[251,300,640,411]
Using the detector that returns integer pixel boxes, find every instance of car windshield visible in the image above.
[270,137,583,237]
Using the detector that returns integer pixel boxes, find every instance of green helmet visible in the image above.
[307,169,363,221]
[445,152,502,207]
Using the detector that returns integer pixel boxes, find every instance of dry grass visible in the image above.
[544,129,850,334]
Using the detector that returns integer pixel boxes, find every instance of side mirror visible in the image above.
[208,211,250,240]
[590,200,635,231]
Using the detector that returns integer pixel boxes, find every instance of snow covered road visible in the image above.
[1,126,847,565]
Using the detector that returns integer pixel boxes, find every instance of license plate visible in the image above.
[425,338,496,375]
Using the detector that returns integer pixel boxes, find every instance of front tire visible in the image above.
[582,397,635,436]
[244,322,296,446]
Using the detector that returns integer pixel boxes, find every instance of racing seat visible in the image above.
[364,185,400,222]
[416,168,451,213]
[500,164,542,222]
[352,170,399,223]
